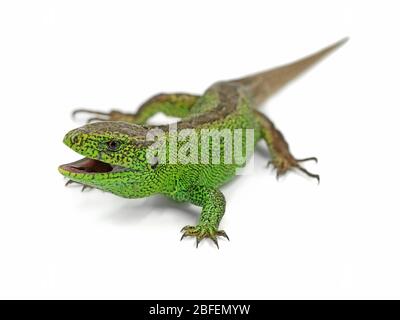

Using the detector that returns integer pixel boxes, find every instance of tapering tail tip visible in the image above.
[332,37,350,50]
[314,36,350,57]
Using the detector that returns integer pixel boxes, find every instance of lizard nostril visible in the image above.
[72,134,79,144]
[67,131,80,145]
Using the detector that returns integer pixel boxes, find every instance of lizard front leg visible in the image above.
[254,110,319,182]
[72,93,199,124]
[178,186,229,248]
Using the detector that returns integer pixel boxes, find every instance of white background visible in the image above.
[0,0,399,299]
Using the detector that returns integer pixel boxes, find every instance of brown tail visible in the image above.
[231,38,348,107]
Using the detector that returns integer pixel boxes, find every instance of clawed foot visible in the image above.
[72,109,137,123]
[65,179,93,192]
[180,225,229,249]
[267,156,320,183]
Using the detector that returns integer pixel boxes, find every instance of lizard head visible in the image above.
[58,121,162,198]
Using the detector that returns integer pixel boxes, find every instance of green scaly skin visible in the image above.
[59,39,347,248]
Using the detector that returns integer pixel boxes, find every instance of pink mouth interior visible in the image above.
[60,158,113,173]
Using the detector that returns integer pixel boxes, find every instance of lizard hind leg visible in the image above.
[255,110,320,183]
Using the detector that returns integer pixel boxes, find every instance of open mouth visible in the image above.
[59,157,127,174]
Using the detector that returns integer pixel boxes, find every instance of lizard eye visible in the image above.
[107,140,120,151]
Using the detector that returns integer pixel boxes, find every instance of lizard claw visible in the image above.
[65,179,75,187]
[296,166,320,184]
[65,179,93,191]
[180,225,229,249]
[180,225,191,233]
[267,155,320,184]
[296,157,318,164]
[86,117,107,123]
[216,230,230,241]
[81,185,92,192]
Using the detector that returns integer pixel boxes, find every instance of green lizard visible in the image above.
[59,38,347,248]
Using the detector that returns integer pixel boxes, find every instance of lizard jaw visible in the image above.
[58,157,129,175]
